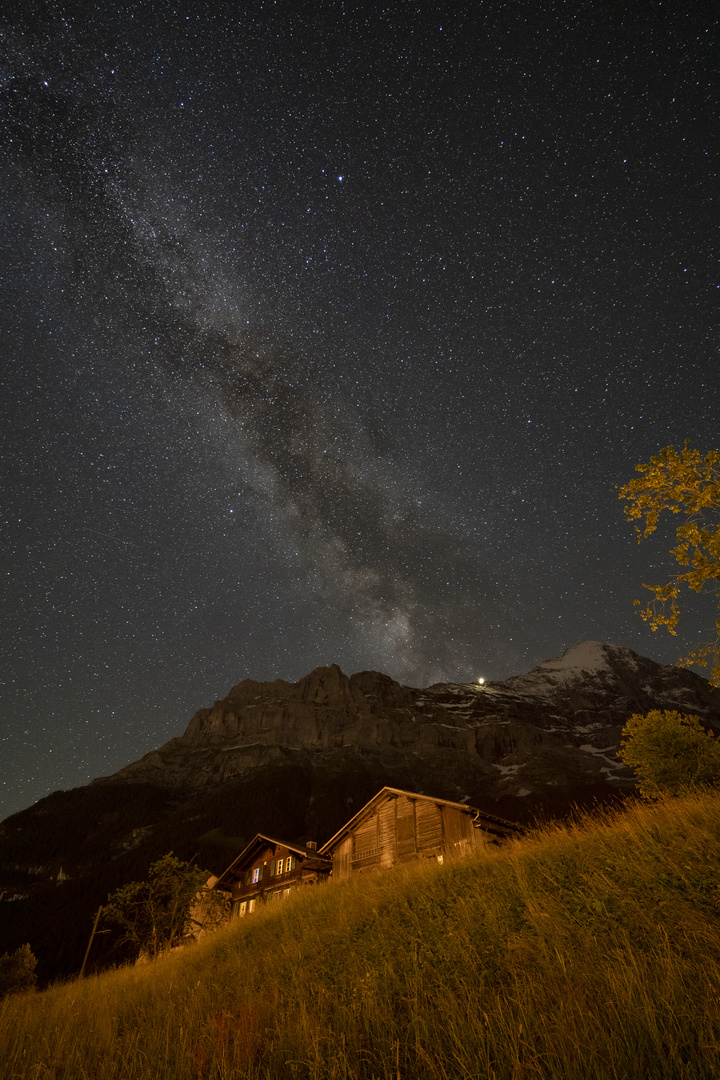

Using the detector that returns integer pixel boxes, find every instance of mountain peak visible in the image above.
[6,640,720,988]
[532,640,620,678]
[296,663,356,706]
[97,639,720,802]
[551,639,615,667]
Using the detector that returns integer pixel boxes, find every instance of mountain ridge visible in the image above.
[2,639,719,983]
[93,640,720,808]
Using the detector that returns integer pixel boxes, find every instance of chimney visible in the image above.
[306,840,317,851]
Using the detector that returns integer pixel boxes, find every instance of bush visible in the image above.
[619,709,720,797]
[103,853,215,959]
[0,944,37,998]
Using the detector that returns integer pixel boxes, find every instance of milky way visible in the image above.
[1,1,717,817]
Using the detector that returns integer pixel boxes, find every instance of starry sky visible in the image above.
[1,0,717,819]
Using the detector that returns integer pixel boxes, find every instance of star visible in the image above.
[0,1,716,818]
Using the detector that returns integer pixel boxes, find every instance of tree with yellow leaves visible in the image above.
[619,443,720,686]
[619,710,720,798]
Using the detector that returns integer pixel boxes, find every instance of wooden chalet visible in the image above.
[211,835,331,916]
[319,787,523,877]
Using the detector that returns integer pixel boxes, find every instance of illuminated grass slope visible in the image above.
[2,791,720,1079]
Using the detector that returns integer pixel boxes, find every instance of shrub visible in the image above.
[0,944,37,998]
[619,709,720,797]
[103,853,216,959]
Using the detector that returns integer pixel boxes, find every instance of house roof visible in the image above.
[211,833,331,891]
[318,786,523,855]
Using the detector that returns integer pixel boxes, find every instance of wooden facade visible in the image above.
[209,789,522,918]
[319,787,523,878]
[211,835,331,916]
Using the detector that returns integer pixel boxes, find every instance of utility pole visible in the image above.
[79,906,102,979]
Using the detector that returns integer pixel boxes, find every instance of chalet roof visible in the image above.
[212,833,331,891]
[318,786,523,855]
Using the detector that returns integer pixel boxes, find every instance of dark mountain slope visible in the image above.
[1,641,718,982]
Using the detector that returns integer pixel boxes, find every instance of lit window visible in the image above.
[277,858,284,875]
[248,898,255,913]
[240,901,247,916]
[252,867,260,883]
[288,855,296,871]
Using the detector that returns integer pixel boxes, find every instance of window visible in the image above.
[240,901,247,917]
[277,858,284,875]
[248,898,255,913]
[252,866,261,884]
[287,855,296,871]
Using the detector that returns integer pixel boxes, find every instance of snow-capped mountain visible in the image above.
[96,640,720,811]
[2,640,718,984]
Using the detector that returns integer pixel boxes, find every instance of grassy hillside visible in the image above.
[0,766,394,981]
[2,791,720,1079]
[3,762,575,984]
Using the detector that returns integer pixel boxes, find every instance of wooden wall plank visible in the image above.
[396,794,416,856]
[416,800,443,851]
[444,807,472,856]
[378,799,396,867]
[334,836,353,879]
[354,817,377,853]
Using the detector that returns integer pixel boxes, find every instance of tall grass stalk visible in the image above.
[3,791,720,1078]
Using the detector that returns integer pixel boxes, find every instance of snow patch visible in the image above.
[492,763,524,776]
[546,641,612,671]
[504,641,633,696]
[527,641,612,685]
[578,745,624,769]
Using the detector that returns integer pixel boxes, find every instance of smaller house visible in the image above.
[211,835,331,916]
[319,787,523,877]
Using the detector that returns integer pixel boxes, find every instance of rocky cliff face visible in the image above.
[4,640,720,985]
[99,641,720,812]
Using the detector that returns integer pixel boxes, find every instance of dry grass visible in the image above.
[3,791,720,1078]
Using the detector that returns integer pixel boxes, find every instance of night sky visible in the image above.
[1,1,717,819]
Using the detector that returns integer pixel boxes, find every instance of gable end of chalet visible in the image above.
[318,787,523,879]
[211,834,332,915]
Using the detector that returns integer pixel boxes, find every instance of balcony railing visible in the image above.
[351,847,379,863]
